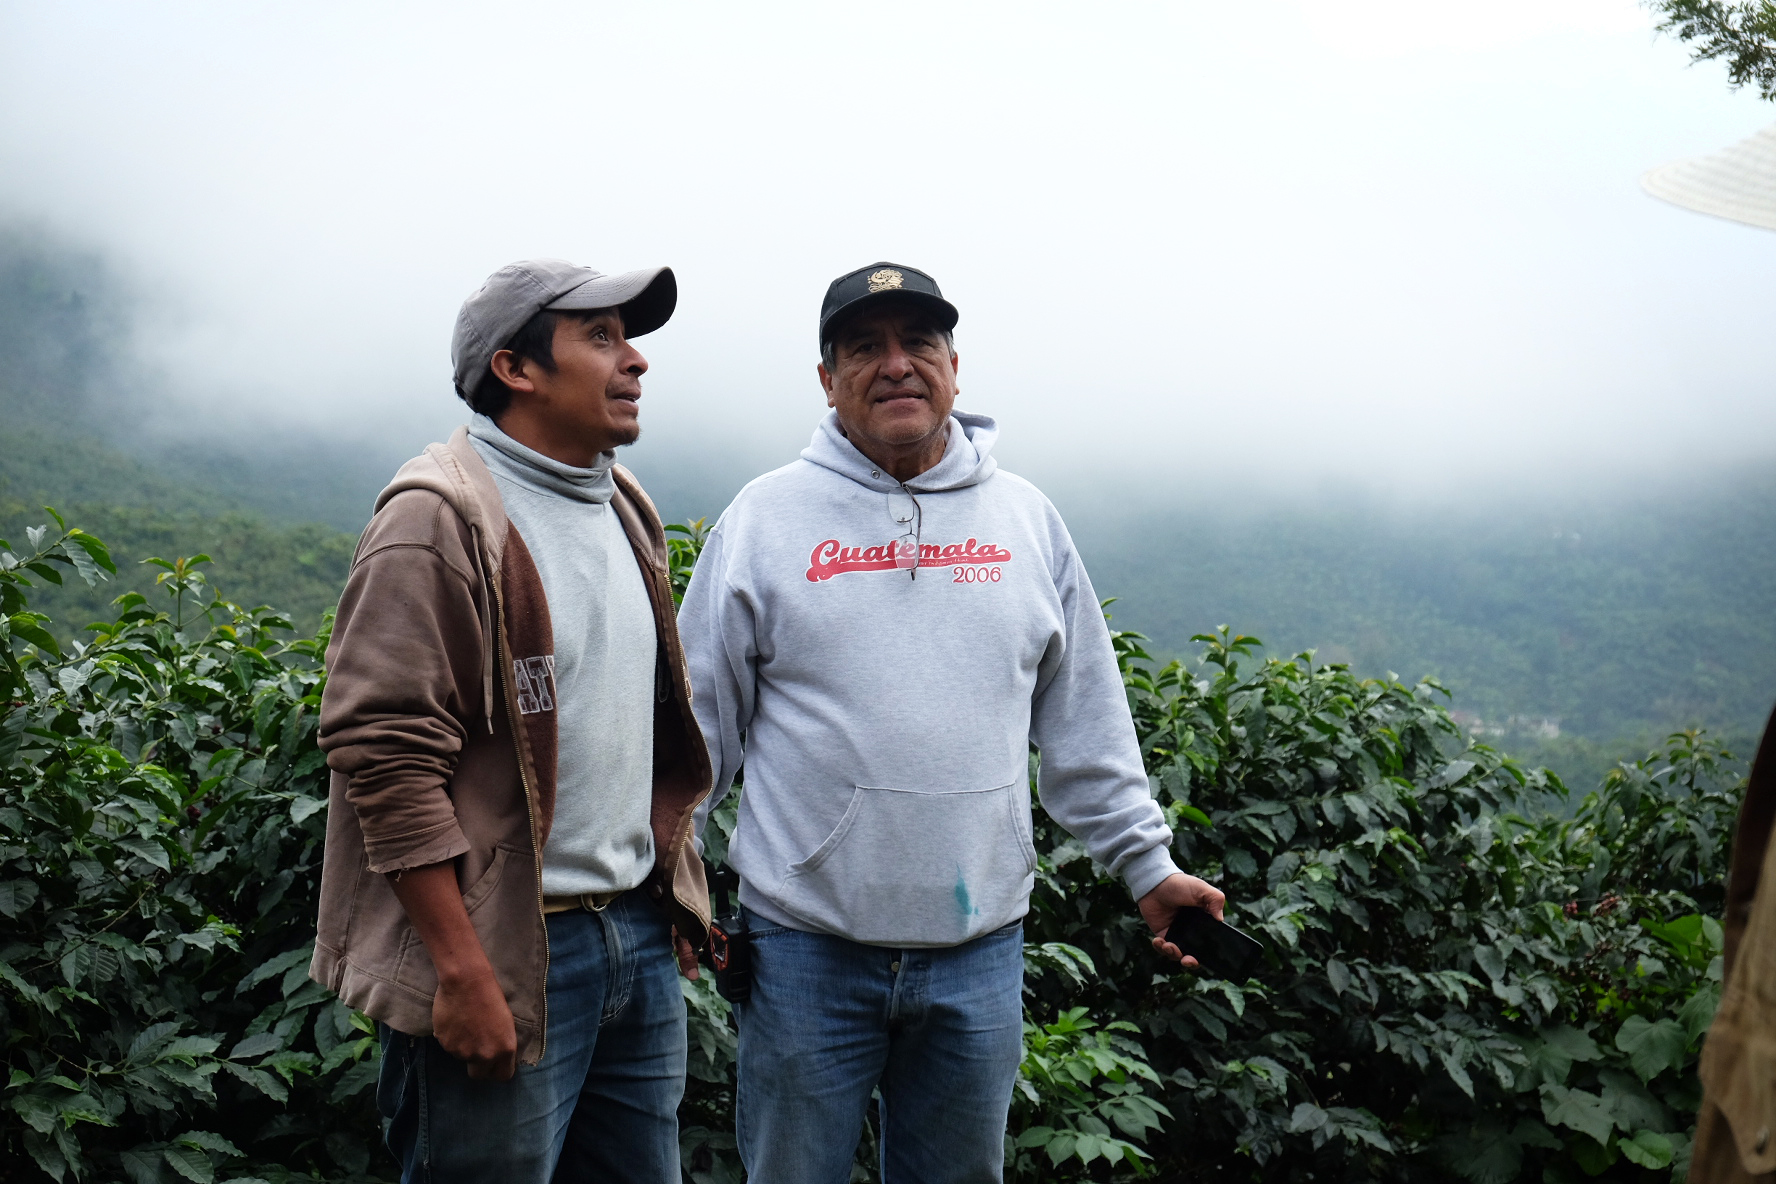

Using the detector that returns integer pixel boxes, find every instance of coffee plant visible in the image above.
[1,514,1743,1182]
[1,516,378,1182]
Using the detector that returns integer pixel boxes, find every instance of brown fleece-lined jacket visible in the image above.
[1692,705,1776,1182]
[309,427,712,1066]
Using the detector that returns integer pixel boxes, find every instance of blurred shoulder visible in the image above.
[714,459,824,526]
[988,469,1071,529]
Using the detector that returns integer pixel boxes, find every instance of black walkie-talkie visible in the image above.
[706,863,752,1003]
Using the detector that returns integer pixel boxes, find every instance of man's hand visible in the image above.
[673,927,700,981]
[432,965,519,1081]
[1137,872,1227,970]
[388,862,518,1081]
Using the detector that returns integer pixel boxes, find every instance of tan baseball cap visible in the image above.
[451,258,676,403]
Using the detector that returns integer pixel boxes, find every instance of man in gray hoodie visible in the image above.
[678,262,1227,1182]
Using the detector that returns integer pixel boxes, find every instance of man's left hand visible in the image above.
[671,923,699,979]
[672,928,700,981]
[1137,873,1227,970]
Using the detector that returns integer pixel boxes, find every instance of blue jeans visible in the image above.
[376,892,687,1184]
[733,910,1026,1184]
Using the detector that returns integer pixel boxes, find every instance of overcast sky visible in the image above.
[2,0,1772,495]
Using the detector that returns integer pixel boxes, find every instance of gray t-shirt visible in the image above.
[468,416,656,896]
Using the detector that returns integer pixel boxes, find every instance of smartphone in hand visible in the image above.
[1165,906,1264,980]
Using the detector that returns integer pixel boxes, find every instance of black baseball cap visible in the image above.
[818,262,959,347]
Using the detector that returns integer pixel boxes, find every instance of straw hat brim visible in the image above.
[1642,121,1776,232]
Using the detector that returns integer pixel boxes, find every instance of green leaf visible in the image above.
[228,1032,282,1061]
[163,1145,215,1184]
[159,1036,221,1062]
[327,1058,378,1103]
[1597,1068,1670,1134]
[117,835,173,872]
[1288,1103,1329,1132]
[1522,1024,1603,1086]
[1441,1051,1475,1098]
[1680,982,1721,1042]
[56,1092,115,1128]
[176,1131,242,1156]
[1541,1024,1603,1063]
[65,530,117,574]
[1176,804,1211,827]
[1569,1134,1618,1174]
[63,540,104,586]
[1618,1129,1674,1169]
[261,1050,320,1084]
[59,944,95,988]
[23,1128,70,1181]
[1541,1084,1615,1145]
[236,946,311,993]
[129,1021,181,1060]
[289,794,326,823]
[12,1091,62,1134]
[0,878,40,919]
[1615,1016,1688,1081]
[220,1062,288,1104]
[120,1147,166,1184]
[9,615,61,657]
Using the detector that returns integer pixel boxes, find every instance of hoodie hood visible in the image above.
[375,426,509,575]
[372,426,509,733]
[800,410,999,494]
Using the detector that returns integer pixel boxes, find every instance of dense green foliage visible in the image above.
[0,520,379,1182]
[0,509,1748,1182]
[1649,0,1776,99]
[1020,626,1737,1180]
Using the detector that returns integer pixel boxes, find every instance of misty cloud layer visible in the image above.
[1,1,1773,498]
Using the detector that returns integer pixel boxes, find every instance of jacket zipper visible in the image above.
[490,575,549,1062]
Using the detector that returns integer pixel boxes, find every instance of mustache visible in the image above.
[872,381,930,401]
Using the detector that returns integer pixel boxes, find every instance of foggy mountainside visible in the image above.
[1060,479,1776,784]
[3,228,1773,787]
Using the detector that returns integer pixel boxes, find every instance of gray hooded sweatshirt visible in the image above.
[680,410,1179,947]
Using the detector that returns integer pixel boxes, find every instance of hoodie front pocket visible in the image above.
[777,782,1036,946]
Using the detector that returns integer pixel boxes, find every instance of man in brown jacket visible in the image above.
[311,259,711,1183]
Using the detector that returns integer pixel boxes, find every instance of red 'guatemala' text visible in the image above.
[806,537,1013,582]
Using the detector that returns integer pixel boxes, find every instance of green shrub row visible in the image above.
[1,515,1740,1182]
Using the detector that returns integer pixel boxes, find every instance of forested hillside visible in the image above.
[0,231,379,634]
[0,423,355,639]
[1061,474,1776,784]
[2,227,1773,789]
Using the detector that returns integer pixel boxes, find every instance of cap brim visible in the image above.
[820,289,959,343]
[549,265,678,336]
[1642,121,1776,232]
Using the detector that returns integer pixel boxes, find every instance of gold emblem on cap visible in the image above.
[867,268,904,293]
